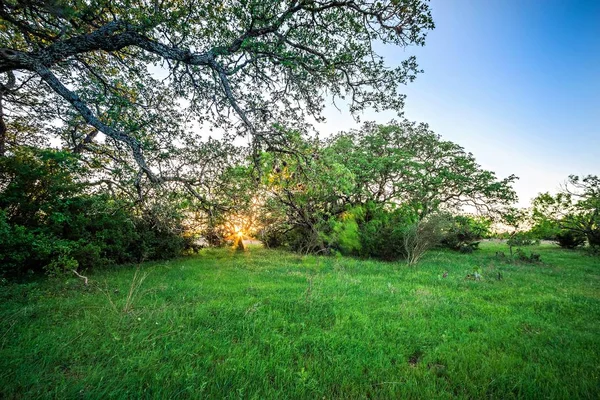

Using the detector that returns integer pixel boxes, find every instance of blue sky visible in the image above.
[318,0,600,206]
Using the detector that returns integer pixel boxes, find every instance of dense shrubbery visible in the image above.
[261,203,451,262]
[554,230,586,249]
[355,206,412,260]
[440,215,491,253]
[506,232,539,247]
[336,205,419,260]
[0,149,188,277]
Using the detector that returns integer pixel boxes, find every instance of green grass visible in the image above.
[1,242,599,399]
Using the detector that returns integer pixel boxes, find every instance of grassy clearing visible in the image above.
[1,242,599,399]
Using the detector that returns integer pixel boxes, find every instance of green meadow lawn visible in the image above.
[1,242,599,399]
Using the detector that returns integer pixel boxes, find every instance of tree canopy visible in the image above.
[0,0,434,191]
[327,121,518,216]
[255,121,517,255]
[532,175,600,248]
[2,1,557,269]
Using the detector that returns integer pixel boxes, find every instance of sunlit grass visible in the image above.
[1,242,599,399]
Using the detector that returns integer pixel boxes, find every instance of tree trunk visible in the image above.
[0,96,6,157]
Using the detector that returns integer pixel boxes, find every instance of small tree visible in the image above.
[502,208,529,257]
[554,230,586,249]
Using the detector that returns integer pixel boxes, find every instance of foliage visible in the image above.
[532,175,600,249]
[0,0,434,191]
[327,209,362,256]
[506,232,539,248]
[328,121,518,217]
[259,131,356,254]
[514,249,542,263]
[355,204,417,260]
[0,148,188,276]
[403,213,451,265]
[258,123,517,262]
[440,215,491,252]
[500,207,534,256]
[554,230,587,249]
[529,217,560,241]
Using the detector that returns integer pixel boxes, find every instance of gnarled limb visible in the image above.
[0,71,15,156]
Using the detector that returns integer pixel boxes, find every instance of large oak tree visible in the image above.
[0,0,434,191]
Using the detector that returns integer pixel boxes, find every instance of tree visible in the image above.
[258,129,355,253]
[0,0,434,192]
[532,175,600,249]
[257,121,518,260]
[501,207,534,256]
[440,215,492,252]
[328,120,518,217]
[403,213,450,265]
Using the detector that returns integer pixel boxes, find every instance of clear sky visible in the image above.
[317,0,600,207]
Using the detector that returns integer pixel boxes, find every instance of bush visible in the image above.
[357,205,416,260]
[515,249,542,263]
[326,208,362,255]
[403,214,450,265]
[0,211,36,276]
[260,203,453,263]
[507,232,539,247]
[555,230,586,249]
[440,215,490,252]
[0,149,188,277]
[587,230,600,249]
[257,225,287,249]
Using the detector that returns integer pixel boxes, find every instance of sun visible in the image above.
[223,219,253,250]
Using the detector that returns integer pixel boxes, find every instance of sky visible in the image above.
[317,0,600,207]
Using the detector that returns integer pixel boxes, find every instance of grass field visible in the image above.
[1,242,599,399]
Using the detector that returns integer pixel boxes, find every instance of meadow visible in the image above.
[1,242,599,399]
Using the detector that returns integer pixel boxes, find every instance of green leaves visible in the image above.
[255,121,516,260]
[328,120,518,216]
[0,149,190,276]
[1,0,435,182]
[531,175,600,248]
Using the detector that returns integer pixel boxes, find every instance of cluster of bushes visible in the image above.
[252,121,517,263]
[507,226,589,250]
[529,177,600,250]
[553,230,586,249]
[329,210,492,261]
[0,149,189,277]
[259,203,492,263]
[440,215,491,253]
[260,204,411,260]
[330,204,421,261]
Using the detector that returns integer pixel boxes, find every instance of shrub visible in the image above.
[441,215,491,252]
[357,205,416,260]
[507,232,539,247]
[326,208,362,255]
[257,225,287,249]
[587,230,600,249]
[555,230,586,249]
[0,211,36,276]
[515,249,542,263]
[0,149,188,277]
[403,214,450,265]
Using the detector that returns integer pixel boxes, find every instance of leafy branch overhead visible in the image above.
[0,0,434,182]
